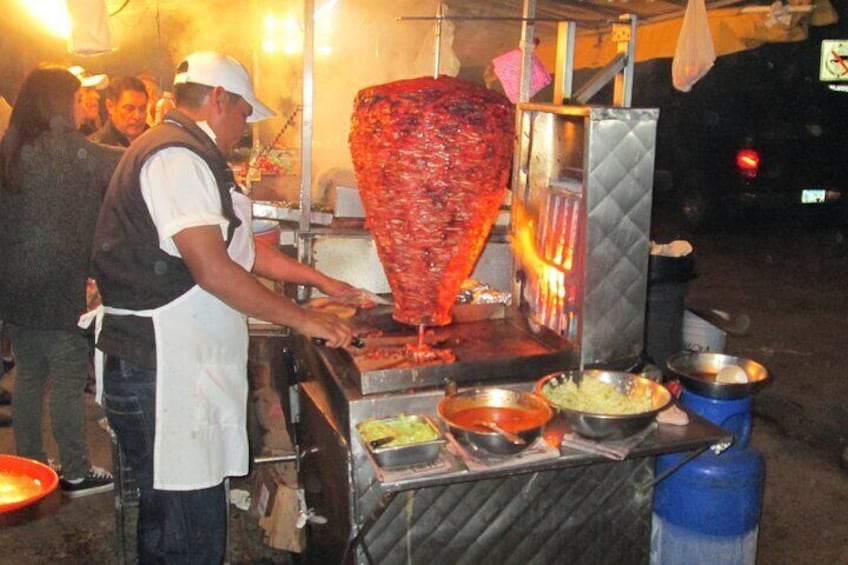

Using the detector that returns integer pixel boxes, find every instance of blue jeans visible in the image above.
[104,357,227,565]
[7,324,91,479]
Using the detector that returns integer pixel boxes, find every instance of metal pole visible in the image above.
[553,21,576,104]
[612,14,636,107]
[518,0,536,105]
[510,0,536,194]
[433,3,443,78]
[300,0,315,233]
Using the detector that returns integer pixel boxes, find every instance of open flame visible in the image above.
[512,197,581,339]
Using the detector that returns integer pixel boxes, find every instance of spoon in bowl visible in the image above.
[475,421,526,445]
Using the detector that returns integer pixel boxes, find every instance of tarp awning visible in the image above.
[536,0,839,70]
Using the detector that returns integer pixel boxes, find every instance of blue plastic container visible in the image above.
[651,390,765,564]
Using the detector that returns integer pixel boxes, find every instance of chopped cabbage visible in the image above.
[545,379,654,415]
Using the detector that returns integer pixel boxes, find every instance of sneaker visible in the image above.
[60,466,114,498]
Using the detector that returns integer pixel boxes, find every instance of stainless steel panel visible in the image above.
[356,459,653,565]
[583,107,658,368]
[516,104,658,369]
[307,231,515,295]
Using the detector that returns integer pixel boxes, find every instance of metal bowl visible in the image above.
[356,415,446,470]
[666,352,770,399]
[437,387,553,456]
[535,371,672,440]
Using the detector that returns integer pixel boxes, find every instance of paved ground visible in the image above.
[1,209,847,564]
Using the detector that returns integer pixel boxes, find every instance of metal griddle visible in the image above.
[316,303,578,395]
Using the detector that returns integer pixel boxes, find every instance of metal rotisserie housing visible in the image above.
[513,104,659,369]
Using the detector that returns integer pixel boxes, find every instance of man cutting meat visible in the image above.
[89,51,354,563]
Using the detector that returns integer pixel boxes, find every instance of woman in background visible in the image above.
[0,66,123,497]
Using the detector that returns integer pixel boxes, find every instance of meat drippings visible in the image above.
[405,343,456,365]
[351,326,457,370]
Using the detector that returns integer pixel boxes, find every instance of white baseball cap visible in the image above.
[173,52,275,123]
[68,65,109,90]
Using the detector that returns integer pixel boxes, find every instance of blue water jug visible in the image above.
[651,390,765,565]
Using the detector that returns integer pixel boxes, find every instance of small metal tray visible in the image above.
[356,415,446,470]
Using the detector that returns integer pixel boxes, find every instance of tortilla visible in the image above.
[305,297,356,319]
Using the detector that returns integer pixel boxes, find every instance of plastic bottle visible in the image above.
[154,91,176,125]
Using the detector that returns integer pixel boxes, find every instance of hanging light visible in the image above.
[17,0,71,38]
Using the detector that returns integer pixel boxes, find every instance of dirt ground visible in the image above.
[1,210,847,564]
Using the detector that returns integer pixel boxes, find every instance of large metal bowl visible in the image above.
[666,352,770,399]
[437,387,553,456]
[535,371,672,440]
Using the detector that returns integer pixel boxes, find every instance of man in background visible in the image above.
[89,76,148,147]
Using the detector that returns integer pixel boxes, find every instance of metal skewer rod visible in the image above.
[433,3,443,78]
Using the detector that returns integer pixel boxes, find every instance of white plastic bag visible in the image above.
[66,0,114,55]
[672,0,716,92]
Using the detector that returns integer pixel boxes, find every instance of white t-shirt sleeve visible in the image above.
[140,147,230,257]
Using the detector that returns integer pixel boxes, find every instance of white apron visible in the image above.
[83,189,256,490]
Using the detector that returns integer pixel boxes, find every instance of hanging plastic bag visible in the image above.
[414,5,461,77]
[672,0,716,92]
[66,0,114,55]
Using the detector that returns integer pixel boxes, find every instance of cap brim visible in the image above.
[244,94,275,123]
[80,74,109,90]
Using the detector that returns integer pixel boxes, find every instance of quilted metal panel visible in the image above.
[356,458,654,565]
[514,104,657,369]
[582,108,658,367]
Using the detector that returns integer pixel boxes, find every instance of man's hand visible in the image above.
[174,225,355,348]
[298,309,354,348]
[316,277,356,299]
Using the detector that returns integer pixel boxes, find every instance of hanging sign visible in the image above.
[819,40,848,82]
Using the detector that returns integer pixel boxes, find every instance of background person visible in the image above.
[0,66,123,496]
[90,51,355,562]
[68,65,108,135]
[138,73,162,128]
[89,75,149,147]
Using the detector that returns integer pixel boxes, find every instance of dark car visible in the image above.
[660,110,848,228]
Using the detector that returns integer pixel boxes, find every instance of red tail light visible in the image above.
[736,148,760,178]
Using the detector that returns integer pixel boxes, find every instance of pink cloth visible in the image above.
[492,48,552,103]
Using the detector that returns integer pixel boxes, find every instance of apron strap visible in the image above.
[78,305,157,405]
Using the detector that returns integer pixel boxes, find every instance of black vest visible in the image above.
[91,110,242,367]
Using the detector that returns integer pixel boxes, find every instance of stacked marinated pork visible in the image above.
[349,76,514,326]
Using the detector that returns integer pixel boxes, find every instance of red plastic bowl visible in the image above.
[0,454,59,513]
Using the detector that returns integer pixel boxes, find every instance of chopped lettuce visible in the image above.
[358,415,440,447]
